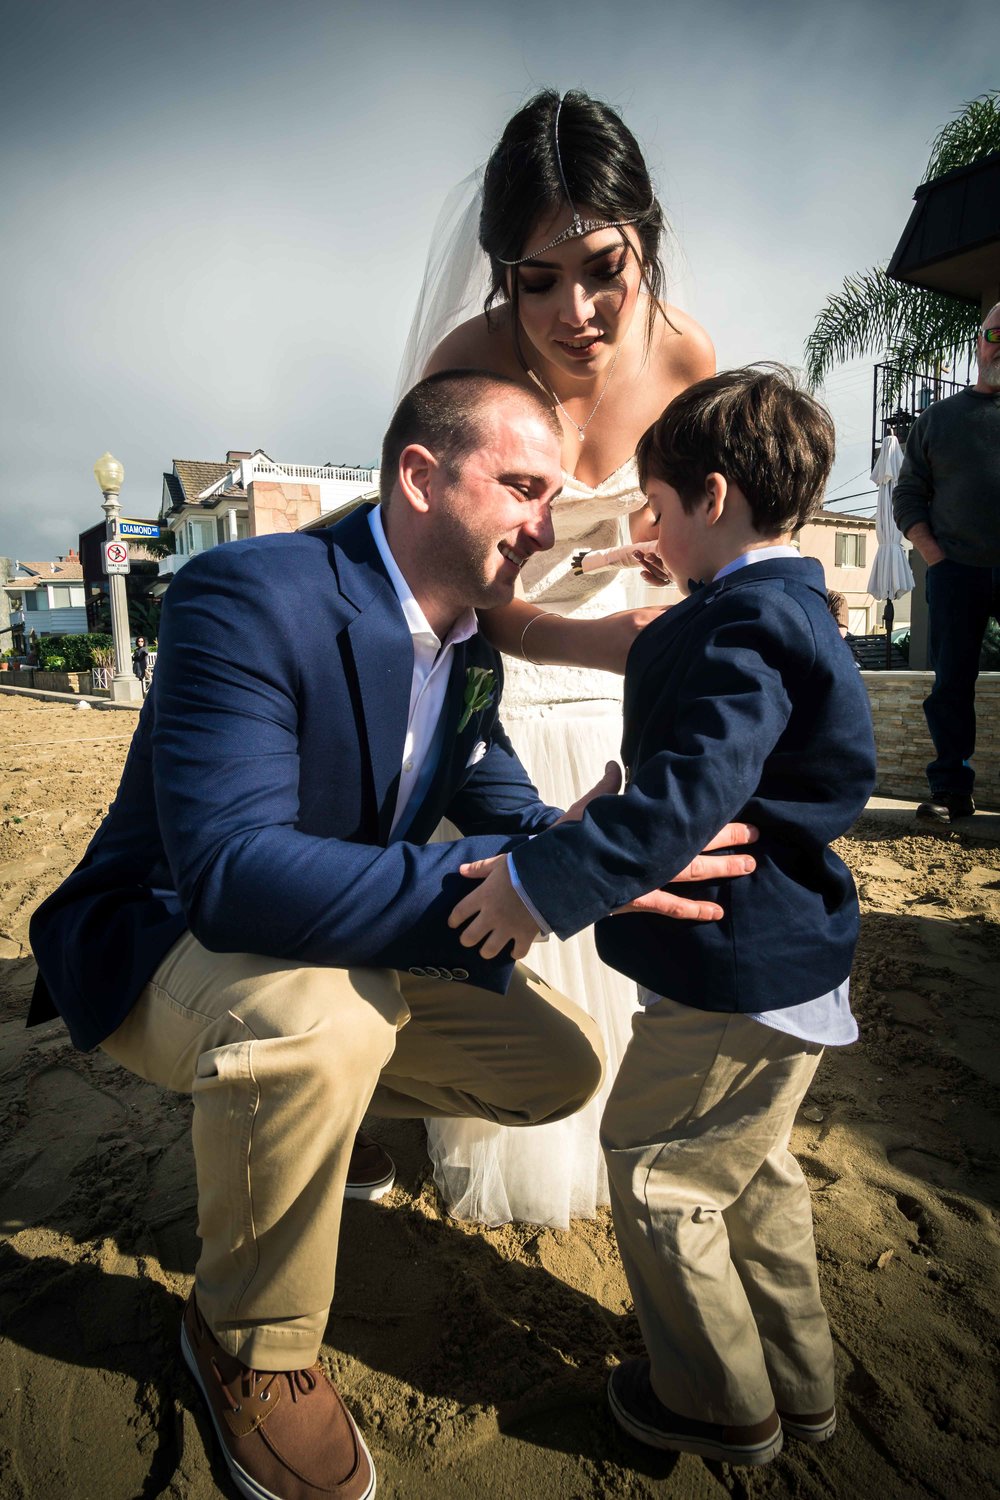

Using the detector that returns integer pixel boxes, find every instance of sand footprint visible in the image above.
[0,1063,127,1231]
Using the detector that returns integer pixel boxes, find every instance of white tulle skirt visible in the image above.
[426,698,641,1228]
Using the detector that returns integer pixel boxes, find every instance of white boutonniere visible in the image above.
[458,667,495,733]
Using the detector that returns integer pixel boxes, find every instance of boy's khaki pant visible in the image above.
[101,931,603,1371]
[602,997,835,1427]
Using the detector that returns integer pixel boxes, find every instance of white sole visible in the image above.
[181,1319,376,1499]
[780,1414,837,1444]
[344,1174,395,1201]
[608,1378,783,1466]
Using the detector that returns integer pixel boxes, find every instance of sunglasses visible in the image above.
[983,327,1000,344]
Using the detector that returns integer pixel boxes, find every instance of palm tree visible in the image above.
[804,92,1000,391]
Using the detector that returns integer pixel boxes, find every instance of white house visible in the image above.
[3,552,88,651]
[153,449,378,591]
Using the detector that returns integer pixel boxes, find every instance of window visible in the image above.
[186,517,216,555]
[24,591,43,611]
[835,532,866,568]
[51,585,78,607]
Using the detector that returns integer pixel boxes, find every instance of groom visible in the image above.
[29,371,755,1500]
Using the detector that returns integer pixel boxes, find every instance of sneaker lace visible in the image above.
[211,1358,318,1412]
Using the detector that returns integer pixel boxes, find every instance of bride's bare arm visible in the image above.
[478,598,666,675]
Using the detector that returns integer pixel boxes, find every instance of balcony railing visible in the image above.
[247,459,378,484]
[872,363,969,463]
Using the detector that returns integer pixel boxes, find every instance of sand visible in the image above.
[0,693,997,1500]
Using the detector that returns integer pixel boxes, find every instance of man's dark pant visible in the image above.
[924,559,1000,797]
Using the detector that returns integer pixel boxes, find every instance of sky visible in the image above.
[1,0,995,562]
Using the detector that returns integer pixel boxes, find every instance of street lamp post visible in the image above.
[93,452,143,704]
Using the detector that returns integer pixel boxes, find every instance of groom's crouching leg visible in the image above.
[100,936,407,1370]
[373,961,605,1126]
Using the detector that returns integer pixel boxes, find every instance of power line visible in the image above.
[826,467,872,497]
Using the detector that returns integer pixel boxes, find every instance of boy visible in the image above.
[450,367,877,1467]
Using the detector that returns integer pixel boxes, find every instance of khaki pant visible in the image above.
[601,998,834,1427]
[102,932,603,1369]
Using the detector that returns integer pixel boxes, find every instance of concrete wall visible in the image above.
[863,671,1000,808]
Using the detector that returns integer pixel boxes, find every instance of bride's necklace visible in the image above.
[532,340,623,443]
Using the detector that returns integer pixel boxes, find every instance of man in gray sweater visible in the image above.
[893,304,1000,821]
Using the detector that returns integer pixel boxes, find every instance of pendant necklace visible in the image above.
[532,340,623,443]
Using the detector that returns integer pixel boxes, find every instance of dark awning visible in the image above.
[887,152,1000,304]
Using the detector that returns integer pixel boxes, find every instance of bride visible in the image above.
[400,89,715,1227]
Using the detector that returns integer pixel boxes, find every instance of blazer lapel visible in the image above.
[345,610,411,842]
[332,510,414,842]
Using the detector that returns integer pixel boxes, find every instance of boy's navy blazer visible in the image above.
[515,557,877,1013]
[29,507,556,1051]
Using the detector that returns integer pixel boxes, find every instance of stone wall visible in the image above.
[863,671,1000,808]
[32,670,90,695]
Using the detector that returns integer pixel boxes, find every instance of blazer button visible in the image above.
[423,965,441,978]
[409,966,428,977]
[453,967,469,981]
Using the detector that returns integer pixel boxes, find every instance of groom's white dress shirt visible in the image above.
[368,508,478,838]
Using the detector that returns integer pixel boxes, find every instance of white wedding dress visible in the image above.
[426,457,650,1228]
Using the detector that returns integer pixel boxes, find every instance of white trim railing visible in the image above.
[92,651,156,694]
[247,459,378,484]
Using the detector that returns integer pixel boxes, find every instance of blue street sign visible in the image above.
[119,520,161,538]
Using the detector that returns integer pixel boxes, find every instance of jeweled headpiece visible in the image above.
[495,94,652,265]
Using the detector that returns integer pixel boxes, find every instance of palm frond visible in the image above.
[923,90,1000,182]
[805,269,980,391]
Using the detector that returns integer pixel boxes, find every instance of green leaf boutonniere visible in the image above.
[457,666,495,733]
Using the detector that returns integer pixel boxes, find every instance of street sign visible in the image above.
[103,540,131,575]
[119,519,161,538]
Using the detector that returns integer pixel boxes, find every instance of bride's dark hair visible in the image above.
[479,89,668,354]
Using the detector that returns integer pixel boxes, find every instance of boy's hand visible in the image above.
[450,811,760,954]
[449,856,540,960]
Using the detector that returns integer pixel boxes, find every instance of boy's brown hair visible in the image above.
[636,365,836,535]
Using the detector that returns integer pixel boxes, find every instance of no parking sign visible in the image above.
[103,540,131,575]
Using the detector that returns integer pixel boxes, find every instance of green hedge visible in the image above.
[35,633,114,672]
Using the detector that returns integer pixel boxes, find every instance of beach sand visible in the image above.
[1,694,997,1500]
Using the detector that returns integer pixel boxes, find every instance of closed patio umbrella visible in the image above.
[867,432,914,666]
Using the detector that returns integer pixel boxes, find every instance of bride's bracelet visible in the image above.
[519,614,547,666]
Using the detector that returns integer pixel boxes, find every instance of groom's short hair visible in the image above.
[380,370,560,506]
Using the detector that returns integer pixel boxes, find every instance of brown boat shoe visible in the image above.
[181,1292,375,1500]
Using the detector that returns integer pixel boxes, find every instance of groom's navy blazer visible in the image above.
[515,557,877,1013]
[29,507,556,1051]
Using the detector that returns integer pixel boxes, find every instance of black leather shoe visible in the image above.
[916,794,975,823]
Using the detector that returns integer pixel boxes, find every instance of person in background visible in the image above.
[892,304,1000,823]
[132,636,150,694]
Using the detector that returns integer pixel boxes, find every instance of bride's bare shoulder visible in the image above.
[654,304,716,386]
[423,309,521,378]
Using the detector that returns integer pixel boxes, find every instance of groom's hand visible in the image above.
[451,811,759,952]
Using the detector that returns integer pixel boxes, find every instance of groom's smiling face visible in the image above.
[431,397,562,610]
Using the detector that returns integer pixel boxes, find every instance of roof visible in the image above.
[173,459,240,503]
[809,511,876,529]
[887,152,1000,303]
[15,559,85,582]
